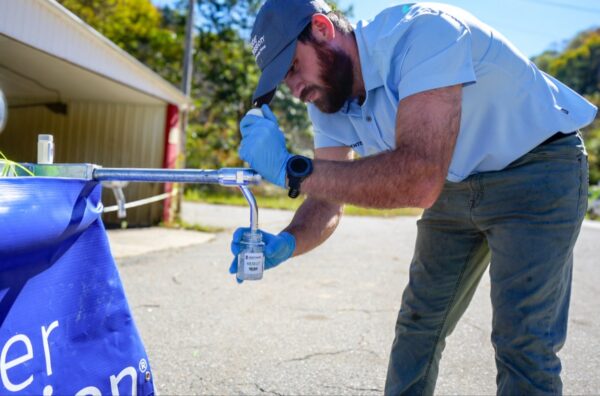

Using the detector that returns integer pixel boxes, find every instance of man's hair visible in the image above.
[297,10,354,43]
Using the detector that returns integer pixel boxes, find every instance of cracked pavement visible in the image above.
[114,202,600,395]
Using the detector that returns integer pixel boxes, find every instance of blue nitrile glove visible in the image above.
[239,105,291,188]
[229,227,296,283]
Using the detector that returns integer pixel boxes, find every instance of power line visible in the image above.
[521,0,600,15]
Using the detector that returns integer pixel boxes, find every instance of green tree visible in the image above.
[58,0,185,86]
[548,30,600,96]
[184,0,262,170]
[533,28,600,184]
[186,26,258,169]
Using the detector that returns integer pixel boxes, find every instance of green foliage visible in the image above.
[549,31,600,96]
[531,50,559,74]
[533,28,600,184]
[186,27,256,169]
[584,98,600,184]
[58,0,185,86]
[589,185,600,220]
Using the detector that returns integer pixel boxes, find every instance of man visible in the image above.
[230,0,598,394]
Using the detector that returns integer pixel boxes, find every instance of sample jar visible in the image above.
[237,231,265,281]
[37,134,54,164]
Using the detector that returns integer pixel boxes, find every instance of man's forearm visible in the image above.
[302,146,444,209]
[283,197,343,256]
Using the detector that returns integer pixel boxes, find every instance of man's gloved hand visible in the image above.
[229,228,296,283]
[239,105,291,188]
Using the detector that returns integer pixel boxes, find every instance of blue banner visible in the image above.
[0,178,154,395]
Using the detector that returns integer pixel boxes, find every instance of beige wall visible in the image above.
[0,101,167,227]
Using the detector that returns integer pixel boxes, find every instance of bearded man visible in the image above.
[230,1,598,394]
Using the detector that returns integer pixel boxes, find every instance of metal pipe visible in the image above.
[239,185,259,232]
[92,167,261,186]
[92,167,262,231]
[112,186,127,218]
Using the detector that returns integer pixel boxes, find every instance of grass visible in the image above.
[589,185,600,220]
[590,185,600,201]
[160,218,225,233]
[184,187,422,218]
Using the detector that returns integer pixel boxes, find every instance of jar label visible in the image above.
[243,252,264,274]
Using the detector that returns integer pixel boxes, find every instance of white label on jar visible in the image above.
[243,252,264,274]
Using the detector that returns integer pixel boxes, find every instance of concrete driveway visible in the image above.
[111,202,600,395]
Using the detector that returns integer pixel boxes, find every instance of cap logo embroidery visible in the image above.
[251,35,267,61]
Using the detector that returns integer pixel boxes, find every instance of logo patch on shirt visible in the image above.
[350,141,363,148]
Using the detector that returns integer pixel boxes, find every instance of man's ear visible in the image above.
[310,13,335,42]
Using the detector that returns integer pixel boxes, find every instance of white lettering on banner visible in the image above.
[110,366,137,396]
[0,319,145,395]
[1,334,34,392]
[138,358,147,373]
[75,386,102,396]
[42,321,59,376]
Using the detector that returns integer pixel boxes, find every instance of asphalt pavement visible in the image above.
[111,202,600,395]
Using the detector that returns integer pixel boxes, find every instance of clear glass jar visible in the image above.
[237,231,265,281]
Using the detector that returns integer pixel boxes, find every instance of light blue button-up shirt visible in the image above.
[308,2,598,182]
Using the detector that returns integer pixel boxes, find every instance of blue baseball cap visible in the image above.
[250,0,332,105]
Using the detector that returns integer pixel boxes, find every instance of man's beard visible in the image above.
[300,41,354,114]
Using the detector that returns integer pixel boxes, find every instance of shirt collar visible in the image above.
[339,98,361,116]
[354,20,384,92]
[338,20,383,115]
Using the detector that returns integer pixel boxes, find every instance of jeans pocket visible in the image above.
[487,151,587,227]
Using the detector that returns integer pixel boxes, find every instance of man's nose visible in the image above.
[285,75,303,99]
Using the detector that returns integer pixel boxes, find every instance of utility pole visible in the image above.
[174,0,195,220]
[181,0,195,159]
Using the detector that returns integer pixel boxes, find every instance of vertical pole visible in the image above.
[182,0,195,101]
[176,0,195,219]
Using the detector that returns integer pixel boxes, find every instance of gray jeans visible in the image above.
[385,133,589,395]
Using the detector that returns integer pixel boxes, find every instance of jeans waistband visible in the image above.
[539,131,577,146]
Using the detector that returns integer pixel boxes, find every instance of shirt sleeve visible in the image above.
[314,132,345,149]
[391,11,477,101]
